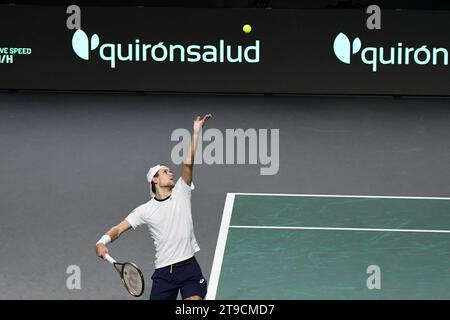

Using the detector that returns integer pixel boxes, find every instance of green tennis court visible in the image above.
[207,193,450,300]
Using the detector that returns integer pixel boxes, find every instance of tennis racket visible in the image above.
[104,253,145,297]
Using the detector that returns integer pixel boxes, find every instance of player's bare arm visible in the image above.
[95,219,132,259]
[182,113,212,185]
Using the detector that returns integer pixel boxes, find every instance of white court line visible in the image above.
[229,225,450,234]
[233,193,450,200]
[206,193,235,300]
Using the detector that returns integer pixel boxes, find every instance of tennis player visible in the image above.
[95,114,212,300]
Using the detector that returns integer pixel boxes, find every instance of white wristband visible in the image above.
[96,234,111,246]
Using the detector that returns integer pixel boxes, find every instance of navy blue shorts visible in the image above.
[150,256,207,300]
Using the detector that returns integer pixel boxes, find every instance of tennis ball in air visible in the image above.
[243,24,252,34]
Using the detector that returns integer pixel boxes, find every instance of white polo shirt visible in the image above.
[125,177,200,269]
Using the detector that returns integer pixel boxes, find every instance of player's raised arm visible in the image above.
[95,219,132,259]
[182,113,212,185]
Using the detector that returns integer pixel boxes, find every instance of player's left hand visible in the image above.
[193,113,212,133]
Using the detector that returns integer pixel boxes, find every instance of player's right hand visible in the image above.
[96,244,109,260]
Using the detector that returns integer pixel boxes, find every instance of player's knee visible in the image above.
[184,295,202,300]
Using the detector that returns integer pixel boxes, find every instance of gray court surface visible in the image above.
[1,92,450,299]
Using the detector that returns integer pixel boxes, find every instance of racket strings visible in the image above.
[123,264,144,296]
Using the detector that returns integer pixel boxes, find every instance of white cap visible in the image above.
[146,164,195,198]
[146,164,167,198]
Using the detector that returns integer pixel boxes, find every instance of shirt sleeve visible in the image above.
[175,177,195,197]
[125,205,146,229]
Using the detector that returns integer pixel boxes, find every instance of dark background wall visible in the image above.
[2,1,450,10]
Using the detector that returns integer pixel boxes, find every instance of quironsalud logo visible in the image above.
[72,29,100,60]
[333,32,449,72]
[71,29,260,69]
[333,33,362,64]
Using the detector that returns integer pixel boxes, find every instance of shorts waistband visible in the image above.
[170,256,195,267]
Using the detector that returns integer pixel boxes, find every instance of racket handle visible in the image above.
[104,253,116,265]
